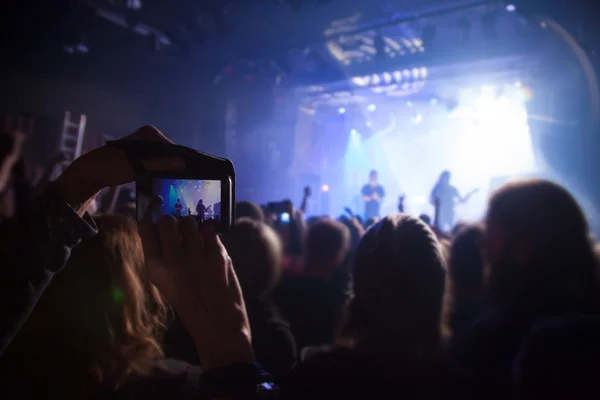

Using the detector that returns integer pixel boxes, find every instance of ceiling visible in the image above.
[0,0,596,94]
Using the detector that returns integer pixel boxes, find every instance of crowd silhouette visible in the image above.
[1,125,600,399]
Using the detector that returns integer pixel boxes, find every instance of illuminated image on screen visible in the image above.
[150,178,221,222]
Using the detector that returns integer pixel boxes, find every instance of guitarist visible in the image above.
[430,170,477,231]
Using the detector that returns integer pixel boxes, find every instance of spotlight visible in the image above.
[420,67,428,78]
[339,107,346,114]
[412,68,420,78]
[350,128,358,134]
[505,4,516,12]
[393,71,403,82]
[321,184,330,192]
[403,69,411,79]
[367,104,376,112]
[382,72,392,84]
[371,74,381,85]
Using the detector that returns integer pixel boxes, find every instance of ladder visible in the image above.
[53,111,87,179]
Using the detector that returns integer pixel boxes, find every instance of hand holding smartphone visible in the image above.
[106,139,235,232]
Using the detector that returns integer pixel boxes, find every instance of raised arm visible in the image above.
[0,125,182,355]
[0,184,97,355]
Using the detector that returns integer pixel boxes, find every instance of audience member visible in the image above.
[513,315,600,399]
[0,215,201,398]
[274,218,351,351]
[282,214,449,399]
[223,218,297,376]
[419,213,432,226]
[447,224,485,337]
[450,179,600,399]
[236,201,265,222]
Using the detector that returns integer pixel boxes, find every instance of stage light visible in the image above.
[393,70,403,82]
[339,107,346,114]
[321,184,330,192]
[420,67,428,78]
[506,4,516,12]
[430,98,439,105]
[407,101,413,107]
[372,74,381,85]
[403,69,411,79]
[350,128,358,134]
[383,72,392,84]
[412,68,420,78]
[367,104,376,112]
[414,113,423,124]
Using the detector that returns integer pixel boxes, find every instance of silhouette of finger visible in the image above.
[157,215,180,267]
[180,216,201,253]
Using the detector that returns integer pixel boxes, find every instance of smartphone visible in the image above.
[106,140,235,232]
[280,212,290,223]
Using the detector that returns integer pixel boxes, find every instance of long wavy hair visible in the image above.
[3,215,168,393]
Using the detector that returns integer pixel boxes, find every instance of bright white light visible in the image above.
[341,84,538,223]
[413,196,427,205]
[383,72,392,84]
[339,107,346,114]
[367,104,376,112]
[350,128,358,134]
[515,81,522,88]
[403,69,411,79]
[430,98,439,105]
[351,76,370,87]
[321,184,330,192]
[407,101,413,107]
[393,71,403,82]
[412,68,420,78]
[372,74,381,85]
[506,4,516,12]
[420,67,428,78]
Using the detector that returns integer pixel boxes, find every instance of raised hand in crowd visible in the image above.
[0,126,183,355]
[140,201,254,371]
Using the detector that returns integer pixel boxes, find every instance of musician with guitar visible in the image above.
[430,170,478,231]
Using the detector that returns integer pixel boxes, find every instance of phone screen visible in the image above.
[140,178,221,222]
[280,212,290,223]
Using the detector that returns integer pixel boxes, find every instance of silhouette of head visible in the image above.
[223,218,283,299]
[340,214,445,350]
[484,179,599,304]
[369,170,378,184]
[439,170,451,185]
